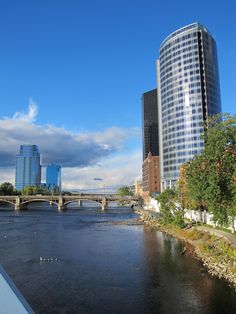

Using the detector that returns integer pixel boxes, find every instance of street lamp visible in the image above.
[93,178,104,195]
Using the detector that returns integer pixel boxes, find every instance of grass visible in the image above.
[193,233,236,263]
[161,223,236,265]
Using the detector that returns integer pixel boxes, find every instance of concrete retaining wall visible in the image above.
[143,197,236,231]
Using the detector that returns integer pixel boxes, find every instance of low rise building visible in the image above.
[142,152,160,200]
[134,180,142,197]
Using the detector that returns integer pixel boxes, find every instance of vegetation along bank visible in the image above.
[136,208,236,289]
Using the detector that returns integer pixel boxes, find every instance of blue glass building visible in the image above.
[46,164,61,192]
[15,145,41,190]
[157,23,221,190]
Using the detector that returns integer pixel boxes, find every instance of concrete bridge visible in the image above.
[0,194,140,211]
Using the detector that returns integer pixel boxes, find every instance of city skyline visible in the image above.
[0,1,235,190]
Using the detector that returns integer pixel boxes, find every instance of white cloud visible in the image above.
[11,99,38,123]
[0,104,140,167]
[0,102,141,189]
[0,167,15,184]
[53,150,142,191]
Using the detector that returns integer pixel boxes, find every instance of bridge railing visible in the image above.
[0,264,34,313]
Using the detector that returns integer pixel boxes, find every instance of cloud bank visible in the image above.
[62,151,142,191]
[0,102,141,189]
[0,102,139,168]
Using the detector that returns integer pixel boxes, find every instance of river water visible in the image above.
[0,202,236,314]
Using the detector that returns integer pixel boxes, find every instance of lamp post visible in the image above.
[93,177,104,195]
[103,183,106,196]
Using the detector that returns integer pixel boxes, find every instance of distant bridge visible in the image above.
[0,195,140,211]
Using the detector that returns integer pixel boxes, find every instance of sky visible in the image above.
[0,0,235,191]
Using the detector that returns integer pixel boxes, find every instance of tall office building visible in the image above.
[46,164,61,192]
[142,89,159,160]
[157,23,221,190]
[142,89,160,197]
[15,145,41,190]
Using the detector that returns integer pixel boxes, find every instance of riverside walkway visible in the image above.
[197,226,236,248]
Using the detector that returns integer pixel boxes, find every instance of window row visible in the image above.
[163,141,204,154]
[161,79,201,94]
[160,62,200,82]
[161,87,201,100]
[163,136,203,148]
[160,46,198,72]
[160,69,200,89]
[160,30,198,55]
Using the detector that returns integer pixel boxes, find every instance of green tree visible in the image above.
[22,186,33,195]
[183,114,236,228]
[178,164,198,210]
[203,114,236,227]
[0,182,14,195]
[117,186,133,196]
[156,188,185,228]
[184,155,208,212]
[38,186,50,195]
[22,186,39,195]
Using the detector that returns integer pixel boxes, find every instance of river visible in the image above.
[0,202,236,313]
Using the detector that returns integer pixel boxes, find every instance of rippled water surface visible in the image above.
[0,202,236,313]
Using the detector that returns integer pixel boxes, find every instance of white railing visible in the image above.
[0,265,34,313]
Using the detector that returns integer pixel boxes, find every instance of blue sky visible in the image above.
[0,0,235,190]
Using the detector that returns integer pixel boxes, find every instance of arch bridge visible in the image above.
[0,195,140,211]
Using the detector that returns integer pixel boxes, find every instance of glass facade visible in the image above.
[46,164,61,192]
[142,89,159,161]
[15,145,41,190]
[157,23,221,189]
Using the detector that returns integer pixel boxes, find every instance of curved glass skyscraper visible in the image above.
[157,23,221,190]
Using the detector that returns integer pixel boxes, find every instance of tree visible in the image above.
[156,188,185,228]
[22,185,51,196]
[117,186,133,196]
[181,114,236,228]
[0,182,14,195]
[22,186,35,195]
[203,114,236,227]
[179,164,199,210]
[183,155,208,212]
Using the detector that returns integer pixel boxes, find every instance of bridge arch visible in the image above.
[21,199,58,207]
[0,199,16,207]
[64,199,102,207]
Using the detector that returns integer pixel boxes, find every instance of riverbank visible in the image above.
[136,209,236,289]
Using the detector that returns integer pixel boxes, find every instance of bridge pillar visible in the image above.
[58,196,64,211]
[15,196,21,211]
[78,200,82,207]
[101,197,108,211]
